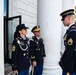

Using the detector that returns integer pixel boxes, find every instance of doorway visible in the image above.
[4,16,21,64]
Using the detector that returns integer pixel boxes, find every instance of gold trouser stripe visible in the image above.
[67,72,70,75]
[32,66,34,75]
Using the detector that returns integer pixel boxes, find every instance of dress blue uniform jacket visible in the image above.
[59,24,76,73]
[12,37,30,72]
[30,36,46,65]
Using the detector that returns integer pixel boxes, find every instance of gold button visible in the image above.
[23,53,26,56]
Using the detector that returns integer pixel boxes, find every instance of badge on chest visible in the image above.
[20,41,25,45]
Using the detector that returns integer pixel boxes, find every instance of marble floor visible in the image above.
[4,63,14,75]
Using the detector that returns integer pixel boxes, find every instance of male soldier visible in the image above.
[30,26,46,75]
[59,9,76,75]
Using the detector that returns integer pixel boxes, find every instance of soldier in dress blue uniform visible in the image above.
[30,26,46,75]
[59,9,76,75]
[12,24,30,75]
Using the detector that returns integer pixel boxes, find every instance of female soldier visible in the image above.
[12,24,30,75]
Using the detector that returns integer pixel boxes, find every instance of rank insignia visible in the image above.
[68,38,73,45]
[12,45,16,51]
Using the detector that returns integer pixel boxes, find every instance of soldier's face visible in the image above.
[63,16,70,26]
[19,29,27,36]
[33,31,41,37]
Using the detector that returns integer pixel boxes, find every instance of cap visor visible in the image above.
[33,29,41,32]
[24,27,29,29]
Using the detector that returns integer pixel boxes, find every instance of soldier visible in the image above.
[30,26,46,75]
[59,9,76,75]
[12,24,30,75]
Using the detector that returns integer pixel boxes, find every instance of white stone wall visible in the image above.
[8,0,37,59]
[9,0,37,38]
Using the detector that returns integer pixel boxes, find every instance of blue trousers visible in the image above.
[18,69,29,75]
[62,71,76,75]
[32,64,43,75]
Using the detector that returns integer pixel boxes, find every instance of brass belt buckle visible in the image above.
[36,48,40,50]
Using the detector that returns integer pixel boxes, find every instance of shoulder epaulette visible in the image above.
[70,25,76,32]
[40,38,44,42]
[71,26,76,29]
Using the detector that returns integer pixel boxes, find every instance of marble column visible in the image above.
[0,0,4,75]
[37,0,62,75]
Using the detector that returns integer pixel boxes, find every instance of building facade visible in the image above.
[0,0,75,75]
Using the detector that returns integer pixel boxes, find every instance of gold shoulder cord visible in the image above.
[67,72,70,75]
